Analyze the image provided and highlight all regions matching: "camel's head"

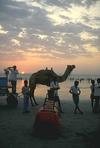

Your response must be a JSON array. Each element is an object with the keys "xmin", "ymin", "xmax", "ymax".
[{"xmin": 67, "ymin": 65, "xmax": 75, "ymax": 70}]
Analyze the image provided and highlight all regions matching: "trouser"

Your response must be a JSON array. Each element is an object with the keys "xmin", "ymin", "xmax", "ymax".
[
  {"xmin": 72, "ymin": 95, "xmax": 82, "ymax": 113},
  {"xmin": 93, "ymin": 96, "xmax": 100, "ymax": 113},
  {"xmin": 11, "ymin": 80, "xmax": 17, "ymax": 94},
  {"xmin": 24, "ymin": 95, "xmax": 29, "ymax": 112},
  {"xmin": 90, "ymin": 94, "xmax": 95, "ymax": 111},
  {"xmin": 73, "ymin": 95, "xmax": 79, "ymax": 107}
]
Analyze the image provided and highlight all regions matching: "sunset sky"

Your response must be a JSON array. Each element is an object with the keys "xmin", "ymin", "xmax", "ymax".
[{"xmin": 0, "ymin": 0, "xmax": 100, "ymax": 75}]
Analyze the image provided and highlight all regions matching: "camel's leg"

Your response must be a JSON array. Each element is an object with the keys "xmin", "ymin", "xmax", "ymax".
[
  {"xmin": 30, "ymin": 96, "xmax": 34, "ymax": 106},
  {"xmin": 30, "ymin": 86, "xmax": 38, "ymax": 106}
]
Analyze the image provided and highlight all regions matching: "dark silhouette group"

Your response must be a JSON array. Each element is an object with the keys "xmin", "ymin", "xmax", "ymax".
[{"xmin": 3, "ymin": 65, "xmax": 100, "ymax": 114}]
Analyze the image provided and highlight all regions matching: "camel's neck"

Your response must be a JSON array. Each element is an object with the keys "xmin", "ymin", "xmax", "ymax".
[{"xmin": 58, "ymin": 67, "xmax": 73, "ymax": 83}]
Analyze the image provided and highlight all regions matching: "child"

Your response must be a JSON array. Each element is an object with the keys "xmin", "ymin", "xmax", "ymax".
[
  {"xmin": 22, "ymin": 80, "xmax": 30, "ymax": 113},
  {"xmin": 69, "ymin": 80, "xmax": 83, "ymax": 114}
]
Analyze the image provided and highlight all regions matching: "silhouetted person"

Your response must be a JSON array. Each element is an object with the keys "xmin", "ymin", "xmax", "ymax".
[
  {"xmin": 50, "ymin": 76, "xmax": 63, "ymax": 113},
  {"xmin": 5, "ymin": 65, "xmax": 19, "ymax": 94},
  {"xmin": 93, "ymin": 78, "xmax": 100, "ymax": 113},
  {"xmin": 69, "ymin": 81, "xmax": 83, "ymax": 114},
  {"xmin": 22, "ymin": 80, "xmax": 30, "ymax": 113},
  {"xmin": 45, "ymin": 67, "xmax": 48, "ymax": 70},
  {"xmin": 90, "ymin": 79, "xmax": 95, "ymax": 112}
]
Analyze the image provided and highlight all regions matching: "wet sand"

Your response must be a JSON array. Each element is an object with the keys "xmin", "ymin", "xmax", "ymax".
[{"xmin": 0, "ymin": 96, "xmax": 100, "ymax": 148}]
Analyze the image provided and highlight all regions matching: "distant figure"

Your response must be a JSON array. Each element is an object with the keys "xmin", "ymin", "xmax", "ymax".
[
  {"xmin": 50, "ymin": 76, "xmax": 63, "ymax": 113},
  {"xmin": 45, "ymin": 67, "xmax": 48, "ymax": 70},
  {"xmin": 93, "ymin": 78, "xmax": 100, "ymax": 113},
  {"xmin": 5, "ymin": 65, "xmax": 19, "ymax": 94},
  {"xmin": 69, "ymin": 81, "xmax": 83, "ymax": 114},
  {"xmin": 51, "ymin": 67, "xmax": 53, "ymax": 71},
  {"xmin": 90, "ymin": 79, "xmax": 95, "ymax": 112},
  {"xmin": 22, "ymin": 80, "xmax": 30, "ymax": 113}
]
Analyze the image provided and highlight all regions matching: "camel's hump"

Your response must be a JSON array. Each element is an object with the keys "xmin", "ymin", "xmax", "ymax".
[
  {"xmin": 30, "ymin": 69, "xmax": 56, "ymax": 78},
  {"xmin": 37, "ymin": 69, "xmax": 55, "ymax": 75}
]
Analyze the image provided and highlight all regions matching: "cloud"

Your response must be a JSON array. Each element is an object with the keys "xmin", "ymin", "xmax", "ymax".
[
  {"xmin": 0, "ymin": 0, "xmax": 100, "ymax": 62},
  {"xmin": 79, "ymin": 31, "xmax": 98, "ymax": 40},
  {"xmin": 11, "ymin": 39, "xmax": 21, "ymax": 46},
  {"xmin": 0, "ymin": 25, "xmax": 8, "ymax": 34},
  {"xmin": 32, "ymin": 33, "xmax": 48, "ymax": 40},
  {"xmin": 83, "ymin": 43, "xmax": 99, "ymax": 53},
  {"xmin": 18, "ymin": 28, "xmax": 27, "ymax": 38}
]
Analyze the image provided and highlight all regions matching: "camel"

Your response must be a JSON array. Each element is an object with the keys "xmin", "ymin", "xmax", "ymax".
[{"xmin": 29, "ymin": 65, "xmax": 75, "ymax": 105}]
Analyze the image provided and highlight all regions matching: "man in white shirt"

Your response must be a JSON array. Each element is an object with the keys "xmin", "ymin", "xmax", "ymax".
[
  {"xmin": 7, "ymin": 65, "xmax": 19, "ymax": 94},
  {"xmin": 93, "ymin": 78, "xmax": 100, "ymax": 113},
  {"xmin": 50, "ymin": 76, "xmax": 63, "ymax": 113},
  {"xmin": 90, "ymin": 80, "xmax": 95, "ymax": 112}
]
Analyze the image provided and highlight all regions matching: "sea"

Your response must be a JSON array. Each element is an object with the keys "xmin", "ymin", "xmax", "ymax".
[
  {"xmin": 0, "ymin": 73, "xmax": 100, "ymax": 101},
  {"xmin": 16, "ymin": 73, "xmax": 100, "ymax": 101}
]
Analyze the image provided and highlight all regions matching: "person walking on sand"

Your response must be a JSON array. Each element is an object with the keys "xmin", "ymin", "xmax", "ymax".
[
  {"xmin": 69, "ymin": 80, "xmax": 83, "ymax": 114},
  {"xmin": 90, "ymin": 79, "xmax": 95, "ymax": 112},
  {"xmin": 5, "ymin": 65, "xmax": 19, "ymax": 94},
  {"xmin": 22, "ymin": 80, "xmax": 30, "ymax": 113},
  {"xmin": 93, "ymin": 78, "xmax": 100, "ymax": 113}
]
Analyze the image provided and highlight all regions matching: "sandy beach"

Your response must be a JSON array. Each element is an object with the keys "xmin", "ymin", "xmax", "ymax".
[{"xmin": 0, "ymin": 94, "xmax": 100, "ymax": 148}]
